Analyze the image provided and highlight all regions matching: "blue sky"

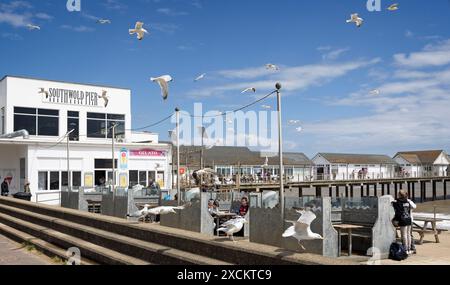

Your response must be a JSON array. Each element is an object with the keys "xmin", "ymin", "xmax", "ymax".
[{"xmin": 1, "ymin": 0, "xmax": 450, "ymax": 157}]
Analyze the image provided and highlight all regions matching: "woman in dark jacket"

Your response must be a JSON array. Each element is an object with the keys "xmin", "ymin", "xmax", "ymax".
[{"xmin": 392, "ymin": 190, "xmax": 417, "ymax": 255}]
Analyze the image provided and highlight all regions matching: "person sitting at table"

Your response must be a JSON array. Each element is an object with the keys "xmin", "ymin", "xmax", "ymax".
[
  {"xmin": 208, "ymin": 199, "xmax": 220, "ymax": 217},
  {"xmin": 237, "ymin": 197, "xmax": 249, "ymax": 217}
]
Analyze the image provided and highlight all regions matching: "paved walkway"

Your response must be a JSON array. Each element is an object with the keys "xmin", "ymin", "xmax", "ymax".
[{"xmin": 0, "ymin": 234, "xmax": 54, "ymax": 265}]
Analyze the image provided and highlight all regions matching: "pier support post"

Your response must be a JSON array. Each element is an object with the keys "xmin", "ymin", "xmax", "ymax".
[
  {"xmin": 420, "ymin": 181, "xmax": 425, "ymax": 203},
  {"xmin": 345, "ymin": 185, "xmax": 349, "ymax": 198},
  {"xmin": 411, "ymin": 182, "xmax": 416, "ymax": 202},
  {"xmin": 299, "ymin": 187, "xmax": 303, "ymax": 198},
  {"xmin": 444, "ymin": 181, "xmax": 447, "ymax": 200},
  {"xmin": 381, "ymin": 184, "xmax": 385, "ymax": 196},
  {"xmin": 360, "ymin": 185, "xmax": 364, "ymax": 197},
  {"xmin": 329, "ymin": 186, "xmax": 333, "ymax": 198},
  {"xmin": 316, "ymin": 186, "xmax": 322, "ymax": 198},
  {"xmin": 335, "ymin": 186, "xmax": 339, "ymax": 198},
  {"xmin": 432, "ymin": 180, "xmax": 437, "ymax": 201},
  {"xmin": 350, "ymin": 185, "xmax": 354, "ymax": 198}
]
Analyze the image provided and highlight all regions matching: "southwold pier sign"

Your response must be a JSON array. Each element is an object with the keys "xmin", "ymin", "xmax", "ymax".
[{"xmin": 41, "ymin": 87, "xmax": 101, "ymax": 107}]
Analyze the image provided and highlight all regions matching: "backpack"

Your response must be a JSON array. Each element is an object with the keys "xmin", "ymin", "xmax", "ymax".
[{"xmin": 389, "ymin": 242, "xmax": 408, "ymax": 261}]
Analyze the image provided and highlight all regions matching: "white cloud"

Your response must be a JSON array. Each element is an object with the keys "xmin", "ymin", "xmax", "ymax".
[
  {"xmin": 189, "ymin": 58, "xmax": 380, "ymax": 98},
  {"xmin": 61, "ymin": 25, "xmax": 94, "ymax": 33},
  {"xmin": 313, "ymin": 39, "xmax": 450, "ymax": 153},
  {"xmin": 394, "ymin": 39, "xmax": 450, "ymax": 68},
  {"xmin": 157, "ymin": 8, "xmax": 188, "ymax": 16}
]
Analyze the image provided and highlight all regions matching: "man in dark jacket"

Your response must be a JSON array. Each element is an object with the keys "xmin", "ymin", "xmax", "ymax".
[{"xmin": 1, "ymin": 179, "xmax": 9, "ymax": 196}]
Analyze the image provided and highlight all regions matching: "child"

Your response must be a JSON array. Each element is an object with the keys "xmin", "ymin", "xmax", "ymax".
[{"xmin": 392, "ymin": 190, "xmax": 417, "ymax": 255}]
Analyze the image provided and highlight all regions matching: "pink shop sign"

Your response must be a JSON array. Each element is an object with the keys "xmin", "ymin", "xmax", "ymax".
[{"xmin": 129, "ymin": 149, "xmax": 167, "ymax": 157}]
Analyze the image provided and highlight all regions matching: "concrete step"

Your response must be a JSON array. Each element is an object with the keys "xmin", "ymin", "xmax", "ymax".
[
  {"xmin": 0, "ymin": 197, "xmax": 342, "ymax": 265},
  {"xmin": 0, "ymin": 214, "xmax": 150, "ymax": 265},
  {"xmin": 0, "ymin": 222, "xmax": 97, "ymax": 265},
  {"xmin": 0, "ymin": 203, "xmax": 231, "ymax": 265}
]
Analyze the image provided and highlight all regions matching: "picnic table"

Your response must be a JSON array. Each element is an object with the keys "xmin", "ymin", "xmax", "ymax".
[
  {"xmin": 413, "ymin": 216, "xmax": 447, "ymax": 244},
  {"xmin": 334, "ymin": 224, "xmax": 367, "ymax": 257}
]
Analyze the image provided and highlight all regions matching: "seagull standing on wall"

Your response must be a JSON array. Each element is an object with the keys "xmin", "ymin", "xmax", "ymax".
[
  {"xmin": 129, "ymin": 22, "xmax": 148, "ymax": 40},
  {"xmin": 282, "ymin": 210, "xmax": 323, "ymax": 250},
  {"xmin": 217, "ymin": 217, "xmax": 247, "ymax": 242},
  {"xmin": 346, "ymin": 13, "xmax": 364, "ymax": 27},
  {"xmin": 150, "ymin": 75, "xmax": 173, "ymax": 101},
  {"xmin": 99, "ymin": 90, "xmax": 109, "ymax": 107},
  {"xmin": 127, "ymin": 204, "xmax": 151, "ymax": 221}
]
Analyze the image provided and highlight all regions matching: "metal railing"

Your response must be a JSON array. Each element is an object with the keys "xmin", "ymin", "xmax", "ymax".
[{"xmin": 35, "ymin": 191, "xmax": 62, "ymax": 205}]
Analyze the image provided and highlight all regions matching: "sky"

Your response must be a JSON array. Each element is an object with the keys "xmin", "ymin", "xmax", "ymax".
[{"xmin": 0, "ymin": 0, "xmax": 450, "ymax": 157}]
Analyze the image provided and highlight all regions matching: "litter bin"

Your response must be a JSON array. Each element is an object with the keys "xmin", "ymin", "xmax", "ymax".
[{"xmin": 13, "ymin": 192, "xmax": 32, "ymax": 201}]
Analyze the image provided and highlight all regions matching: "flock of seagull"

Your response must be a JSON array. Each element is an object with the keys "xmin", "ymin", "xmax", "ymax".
[
  {"xmin": 346, "ymin": 3, "xmax": 399, "ymax": 28},
  {"xmin": 29, "ymin": 3, "xmax": 404, "ymax": 249}
]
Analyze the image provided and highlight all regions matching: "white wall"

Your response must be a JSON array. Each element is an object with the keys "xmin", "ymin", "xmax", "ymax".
[
  {"xmin": 5, "ymin": 76, "xmax": 132, "ymax": 142},
  {"xmin": 0, "ymin": 144, "xmax": 26, "ymax": 194},
  {"xmin": 0, "ymin": 78, "xmax": 6, "ymax": 135}
]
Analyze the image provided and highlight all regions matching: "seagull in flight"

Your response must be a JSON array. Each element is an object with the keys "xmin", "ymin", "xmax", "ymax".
[
  {"xmin": 265, "ymin": 64, "xmax": 279, "ymax": 71},
  {"xmin": 194, "ymin": 73, "xmax": 206, "ymax": 82},
  {"xmin": 296, "ymin": 127, "xmax": 303, "ymax": 133},
  {"xmin": 127, "ymin": 204, "xmax": 151, "ymax": 221},
  {"xmin": 129, "ymin": 21, "xmax": 148, "ymax": 40},
  {"xmin": 346, "ymin": 13, "xmax": 364, "ymax": 28},
  {"xmin": 282, "ymin": 210, "xmax": 323, "ymax": 250},
  {"xmin": 99, "ymin": 90, "xmax": 109, "ymax": 107},
  {"xmin": 27, "ymin": 24, "xmax": 41, "ymax": 30},
  {"xmin": 147, "ymin": 206, "xmax": 185, "ymax": 217},
  {"xmin": 150, "ymin": 75, "xmax": 173, "ymax": 101},
  {"xmin": 387, "ymin": 3, "xmax": 399, "ymax": 11},
  {"xmin": 261, "ymin": 105, "xmax": 272, "ymax": 109},
  {"xmin": 289, "ymin": 120, "xmax": 301, "ymax": 125},
  {"xmin": 97, "ymin": 19, "xmax": 112, "ymax": 24},
  {"xmin": 38, "ymin": 88, "xmax": 49, "ymax": 99},
  {"xmin": 241, "ymin": 87, "xmax": 257, "ymax": 94},
  {"xmin": 369, "ymin": 89, "xmax": 380, "ymax": 96}
]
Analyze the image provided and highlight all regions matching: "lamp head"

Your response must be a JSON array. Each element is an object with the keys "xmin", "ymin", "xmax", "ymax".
[{"xmin": 275, "ymin": 83, "xmax": 282, "ymax": 90}]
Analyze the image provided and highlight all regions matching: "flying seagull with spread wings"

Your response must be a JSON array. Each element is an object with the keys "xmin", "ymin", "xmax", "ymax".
[
  {"xmin": 150, "ymin": 75, "xmax": 173, "ymax": 101},
  {"xmin": 39, "ymin": 88, "xmax": 49, "ymax": 99},
  {"xmin": 27, "ymin": 24, "xmax": 41, "ymax": 30},
  {"xmin": 346, "ymin": 13, "xmax": 364, "ymax": 28},
  {"xmin": 282, "ymin": 210, "xmax": 323, "ymax": 250},
  {"xmin": 387, "ymin": 3, "xmax": 399, "ymax": 11},
  {"xmin": 194, "ymin": 73, "xmax": 206, "ymax": 82},
  {"xmin": 265, "ymin": 64, "xmax": 279, "ymax": 71},
  {"xmin": 129, "ymin": 21, "xmax": 148, "ymax": 40},
  {"xmin": 97, "ymin": 19, "xmax": 112, "ymax": 24},
  {"xmin": 241, "ymin": 87, "xmax": 257, "ymax": 94},
  {"xmin": 99, "ymin": 90, "xmax": 109, "ymax": 107}
]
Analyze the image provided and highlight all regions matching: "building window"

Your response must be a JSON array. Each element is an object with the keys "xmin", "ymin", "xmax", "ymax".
[
  {"xmin": 62, "ymin": 171, "xmax": 82, "ymax": 189},
  {"xmin": 50, "ymin": 172, "xmax": 59, "ymax": 190},
  {"xmin": 14, "ymin": 107, "xmax": 59, "ymax": 136},
  {"xmin": 129, "ymin": 171, "xmax": 139, "ymax": 187},
  {"xmin": 68, "ymin": 111, "xmax": 79, "ymax": 141},
  {"xmin": 0, "ymin": 107, "xmax": 4, "ymax": 135},
  {"xmin": 38, "ymin": 172, "xmax": 48, "ymax": 191},
  {"xmin": 87, "ymin": 113, "xmax": 125, "ymax": 139}
]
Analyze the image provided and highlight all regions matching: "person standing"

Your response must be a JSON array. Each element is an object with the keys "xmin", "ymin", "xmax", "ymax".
[
  {"xmin": 392, "ymin": 190, "xmax": 417, "ymax": 255},
  {"xmin": 1, "ymin": 179, "xmax": 9, "ymax": 196}
]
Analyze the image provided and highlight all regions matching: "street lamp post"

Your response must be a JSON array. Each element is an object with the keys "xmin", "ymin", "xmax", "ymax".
[
  {"xmin": 175, "ymin": 108, "xmax": 181, "ymax": 206},
  {"xmin": 276, "ymin": 83, "xmax": 285, "ymax": 219},
  {"xmin": 66, "ymin": 129, "xmax": 75, "ymax": 192},
  {"xmin": 111, "ymin": 123, "xmax": 117, "ymax": 201}
]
